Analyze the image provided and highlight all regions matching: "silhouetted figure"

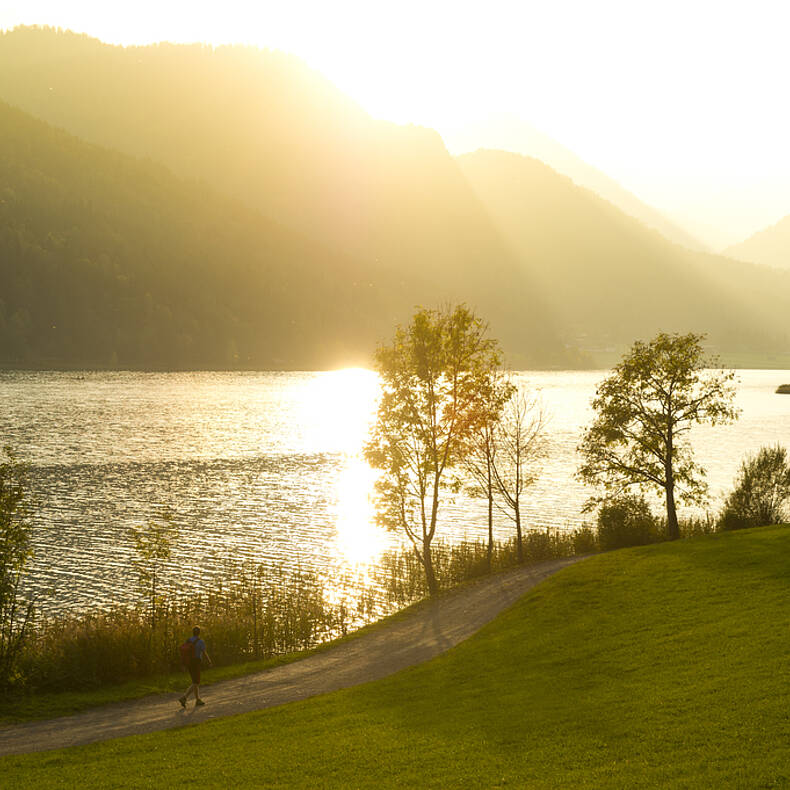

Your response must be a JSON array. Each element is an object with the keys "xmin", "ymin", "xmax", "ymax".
[{"xmin": 179, "ymin": 626, "xmax": 213, "ymax": 708}]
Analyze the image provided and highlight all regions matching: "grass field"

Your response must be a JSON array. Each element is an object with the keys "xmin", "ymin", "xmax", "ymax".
[{"xmin": 3, "ymin": 526, "xmax": 789, "ymax": 788}]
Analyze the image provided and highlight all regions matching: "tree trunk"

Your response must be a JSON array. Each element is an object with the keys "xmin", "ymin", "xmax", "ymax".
[
  {"xmin": 422, "ymin": 539, "xmax": 439, "ymax": 596},
  {"xmin": 665, "ymin": 483, "xmax": 680, "ymax": 540},
  {"xmin": 665, "ymin": 432, "xmax": 680, "ymax": 540},
  {"xmin": 515, "ymin": 508, "xmax": 524, "ymax": 563},
  {"xmin": 487, "ymin": 457, "xmax": 493, "ymax": 571}
]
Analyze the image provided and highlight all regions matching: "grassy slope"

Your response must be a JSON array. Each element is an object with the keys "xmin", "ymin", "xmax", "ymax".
[{"xmin": 3, "ymin": 526, "xmax": 789, "ymax": 788}]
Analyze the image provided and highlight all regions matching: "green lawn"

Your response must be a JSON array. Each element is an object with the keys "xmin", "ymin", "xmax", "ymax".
[{"xmin": 4, "ymin": 526, "xmax": 790, "ymax": 788}]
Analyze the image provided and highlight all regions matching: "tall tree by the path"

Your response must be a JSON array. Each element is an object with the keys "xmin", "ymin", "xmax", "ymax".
[
  {"xmin": 365, "ymin": 305, "xmax": 502, "ymax": 594},
  {"xmin": 577, "ymin": 332, "xmax": 739, "ymax": 539}
]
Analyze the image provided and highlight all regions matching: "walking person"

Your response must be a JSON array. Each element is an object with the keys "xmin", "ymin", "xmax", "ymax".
[{"xmin": 179, "ymin": 626, "xmax": 213, "ymax": 708}]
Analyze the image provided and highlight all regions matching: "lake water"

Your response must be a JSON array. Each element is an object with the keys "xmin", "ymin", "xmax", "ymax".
[{"xmin": 1, "ymin": 369, "xmax": 788, "ymax": 614}]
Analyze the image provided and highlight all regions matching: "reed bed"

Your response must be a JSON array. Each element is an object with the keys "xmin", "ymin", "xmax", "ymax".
[{"xmin": 14, "ymin": 528, "xmax": 595, "ymax": 693}]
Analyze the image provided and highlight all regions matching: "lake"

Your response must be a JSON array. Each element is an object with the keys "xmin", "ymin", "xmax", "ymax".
[{"xmin": 1, "ymin": 368, "xmax": 788, "ymax": 614}]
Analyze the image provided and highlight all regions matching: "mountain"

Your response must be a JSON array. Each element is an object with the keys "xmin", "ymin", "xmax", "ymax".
[
  {"xmin": 442, "ymin": 113, "xmax": 706, "ymax": 251},
  {"xmin": 0, "ymin": 100, "xmax": 426, "ymax": 368},
  {"xmin": 457, "ymin": 149, "xmax": 790, "ymax": 355},
  {"xmin": 0, "ymin": 26, "xmax": 788, "ymax": 367},
  {"xmin": 724, "ymin": 215, "xmax": 790, "ymax": 271},
  {"xmin": 0, "ymin": 100, "xmax": 573, "ymax": 369},
  {"xmin": 0, "ymin": 26, "xmax": 565, "ymax": 366}
]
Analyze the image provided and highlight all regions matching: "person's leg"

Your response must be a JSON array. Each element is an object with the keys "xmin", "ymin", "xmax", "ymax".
[
  {"xmin": 189, "ymin": 660, "xmax": 203, "ymax": 704},
  {"xmin": 180, "ymin": 668, "xmax": 198, "ymax": 705}
]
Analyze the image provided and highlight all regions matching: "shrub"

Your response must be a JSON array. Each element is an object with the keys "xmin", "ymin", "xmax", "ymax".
[
  {"xmin": 596, "ymin": 495, "xmax": 658, "ymax": 550},
  {"xmin": 719, "ymin": 445, "xmax": 790, "ymax": 530},
  {"xmin": 572, "ymin": 525, "xmax": 599, "ymax": 554}
]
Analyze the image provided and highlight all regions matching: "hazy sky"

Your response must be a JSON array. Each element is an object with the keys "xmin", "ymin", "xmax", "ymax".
[{"xmin": 2, "ymin": 0, "xmax": 789, "ymax": 247}]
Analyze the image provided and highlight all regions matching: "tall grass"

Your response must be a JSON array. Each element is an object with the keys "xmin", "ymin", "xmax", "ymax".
[
  {"xmin": 372, "ymin": 528, "xmax": 592, "ymax": 605},
  {"xmin": 20, "ymin": 565, "xmax": 348, "ymax": 691},
  {"xmin": 13, "ymin": 528, "xmax": 595, "ymax": 694}
]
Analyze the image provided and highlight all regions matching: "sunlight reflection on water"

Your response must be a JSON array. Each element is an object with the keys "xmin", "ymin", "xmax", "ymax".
[{"xmin": 1, "ymin": 368, "xmax": 788, "ymax": 615}]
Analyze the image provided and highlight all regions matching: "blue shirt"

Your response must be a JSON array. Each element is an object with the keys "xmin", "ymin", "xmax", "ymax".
[{"xmin": 189, "ymin": 636, "xmax": 206, "ymax": 660}]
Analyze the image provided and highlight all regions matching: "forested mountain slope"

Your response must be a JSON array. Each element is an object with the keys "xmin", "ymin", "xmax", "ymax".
[
  {"xmin": 0, "ymin": 102, "xmax": 571, "ymax": 368},
  {"xmin": 458, "ymin": 149, "xmax": 790, "ymax": 355},
  {"xmin": 0, "ymin": 26, "xmax": 565, "ymax": 366},
  {"xmin": 0, "ymin": 101, "xmax": 417, "ymax": 368}
]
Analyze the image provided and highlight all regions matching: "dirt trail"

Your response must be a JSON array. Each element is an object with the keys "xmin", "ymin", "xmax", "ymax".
[{"xmin": 0, "ymin": 557, "xmax": 579, "ymax": 757}]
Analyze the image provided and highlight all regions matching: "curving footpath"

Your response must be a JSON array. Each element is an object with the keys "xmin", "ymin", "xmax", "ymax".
[{"xmin": 0, "ymin": 557, "xmax": 579, "ymax": 757}]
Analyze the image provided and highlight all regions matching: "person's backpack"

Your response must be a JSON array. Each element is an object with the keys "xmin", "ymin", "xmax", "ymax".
[{"xmin": 179, "ymin": 638, "xmax": 195, "ymax": 667}]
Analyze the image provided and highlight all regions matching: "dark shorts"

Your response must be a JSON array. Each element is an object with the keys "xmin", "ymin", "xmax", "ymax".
[{"xmin": 188, "ymin": 657, "xmax": 201, "ymax": 684}]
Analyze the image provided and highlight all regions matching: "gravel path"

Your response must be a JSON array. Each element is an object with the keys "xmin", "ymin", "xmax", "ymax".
[{"xmin": 0, "ymin": 557, "xmax": 579, "ymax": 757}]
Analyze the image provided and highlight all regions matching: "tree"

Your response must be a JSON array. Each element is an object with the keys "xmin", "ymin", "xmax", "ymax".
[
  {"xmin": 577, "ymin": 332, "xmax": 739, "ymax": 540},
  {"xmin": 466, "ymin": 386, "xmax": 546, "ymax": 563},
  {"xmin": 720, "ymin": 445, "xmax": 790, "ymax": 530},
  {"xmin": 365, "ymin": 305, "xmax": 502, "ymax": 595},
  {"xmin": 0, "ymin": 447, "xmax": 35, "ymax": 690},
  {"xmin": 462, "ymin": 372, "xmax": 514, "ymax": 569},
  {"xmin": 130, "ymin": 512, "xmax": 177, "ymax": 630},
  {"xmin": 490, "ymin": 391, "xmax": 547, "ymax": 562}
]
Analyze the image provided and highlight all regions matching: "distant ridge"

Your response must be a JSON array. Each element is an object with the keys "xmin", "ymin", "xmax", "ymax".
[
  {"xmin": 457, "ymin": 149, "xmax": 790, "ymax": 355},
  {"xmin": 443, "ymin": 114, "xmax": 706, "ymax": 252},
  {"xmin": 725, "ymin": 214, "xmax": 790, "ymax": 271}
]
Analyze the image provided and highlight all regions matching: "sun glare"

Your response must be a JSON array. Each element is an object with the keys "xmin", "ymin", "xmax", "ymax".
[
  {"xmin": 296, "ymin": 368, "xmax": 385, "ymax": 566},
  {"xmin": 331, "ymin": 455, "xmax": 386, "ymax": 566},
  {"xmin": 298, "ymin": 368, "xmax": 379, "ymax": 454}
]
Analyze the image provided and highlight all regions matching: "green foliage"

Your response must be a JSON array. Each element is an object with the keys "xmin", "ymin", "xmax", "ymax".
[
  {"xmin": 572, "ymin": 524, "xmax": 599, "ymax": 554},
  {"xmin": 676, "ymin": 513, "xmax": 718, "ymax": 538},
  {"xmin": 596, "ymin": 495, "xmax": 658, "ymax": 550},
  {"xmin": 365, "ymin": 304, "xmax": 503, "ymax": 594},
  {"xmin": 719, "ymin": 445, "xmax": 790, "ymax": 530},
  {"xmin": 0, "ymin": 447, "xmax": 34, "ymax": 691},
  {"xmin": 578, "ymin": 331, "xmax": 739, "ymax": 539}
]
